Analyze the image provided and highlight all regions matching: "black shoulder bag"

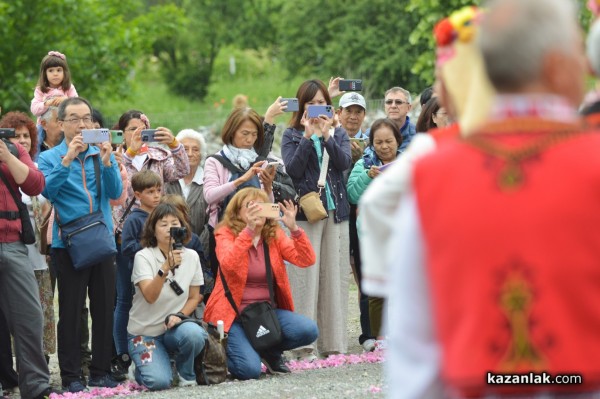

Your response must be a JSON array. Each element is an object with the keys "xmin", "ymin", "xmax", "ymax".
[
  {"xmin": 220, "ymin": 242, "xmax": 282, "ymax": 353},
  {"xmin": 0, "ymin": 169, "xmax": 36, "ymax": 244}
]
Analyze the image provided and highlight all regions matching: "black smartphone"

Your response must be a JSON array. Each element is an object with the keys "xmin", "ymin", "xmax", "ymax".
[{"xmin": 339, "ymin": 79, "xmax": 363, "ymax": 91}]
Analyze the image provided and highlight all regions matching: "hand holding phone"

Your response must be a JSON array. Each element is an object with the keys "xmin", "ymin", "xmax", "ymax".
[
  {"xmin": 350, "ymin": 137, "xmax": 367, "ymax": 150},
  {"xmin": 255, "ymin": 203, "xmax": 281, "ymax": 219},
  {"xmin": 262, "ymin": 161, "xmax": 280, "ymax": 170},
  {"xmin": 280, "ymin": 98, "xmax": 299, "ymax": 112},
  {"xmin": 141, "ymin": 129, "xmax": 157, "ymax": 143},
  {"xmin": 339, "ymin": 79, "xmax": 363, "ymax": 91}
]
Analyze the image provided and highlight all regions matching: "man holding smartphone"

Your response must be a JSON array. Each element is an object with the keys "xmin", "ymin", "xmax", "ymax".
[
  {"xmin": 338, "ymin": 92, "xmax": 376, "ymax": 352},
  {"xmin": 38, "ymin": 97, "xmax": 123, "ymax": 393},
  {"xmin": 338, "ymin": 93, "xmax": 368, "ymax": 164}
]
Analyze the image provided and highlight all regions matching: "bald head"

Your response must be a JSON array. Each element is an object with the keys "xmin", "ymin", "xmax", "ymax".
[{"xmin": 479, "ymin": 0, "xmax": 580, "ymax": 94}]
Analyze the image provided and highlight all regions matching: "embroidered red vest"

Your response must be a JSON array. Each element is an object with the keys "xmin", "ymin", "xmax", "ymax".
[{"xmin": 413, "ymin": 118, "xmax": 600, "ymax": 397}]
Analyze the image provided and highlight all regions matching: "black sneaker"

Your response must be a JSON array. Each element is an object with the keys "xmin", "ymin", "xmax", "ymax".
[
  {"xmin": 261, "ymin": 355, "xmax": 291, "ymax": 375},
  {"xmin": 88, "ymin": 374, "xmax": 119, "ymax": 388},
  {"xmin": 110, "ymin": 353, "xmax": 131, "ymax": 382}
]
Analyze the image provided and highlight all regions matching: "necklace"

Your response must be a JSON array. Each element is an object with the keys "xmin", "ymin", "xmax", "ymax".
[{"xmin": 465, "ymin": 129, "xmax": 592, "ymax": 190}]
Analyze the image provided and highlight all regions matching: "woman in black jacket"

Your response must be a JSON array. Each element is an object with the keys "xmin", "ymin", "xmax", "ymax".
[{"xmin": 281, "ymin": 79, "xmax": 352, "ymax": 361}]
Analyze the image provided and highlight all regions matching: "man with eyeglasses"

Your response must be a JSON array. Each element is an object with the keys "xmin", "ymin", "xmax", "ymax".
[
  {"xmin": 38, "ymin": 97, "xmax": 123, "ymax": 393},
  {"xmin": 368, "ymin": 87, "xmax": 416, "ymax": 152}
]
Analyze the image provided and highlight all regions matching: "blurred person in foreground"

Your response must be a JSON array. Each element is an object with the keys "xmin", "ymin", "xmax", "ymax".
[
  {"xmin": 359, "ymin": 5, "xmax": 494, "ymax": 299},
  {"xmin": 387, "ymin": 0, "xmax": 600, "ymax": 398}
]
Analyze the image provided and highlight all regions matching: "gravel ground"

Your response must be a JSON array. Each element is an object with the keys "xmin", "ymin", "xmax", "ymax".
[{"xmin": 10, "ymin": 275, "xmax": 386, "ymax": 399}]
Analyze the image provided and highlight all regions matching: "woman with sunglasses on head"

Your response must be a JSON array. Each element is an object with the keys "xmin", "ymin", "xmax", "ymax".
[{"xmin": 281, "ymin": 79, "xmax": 352, "ymax": 361}]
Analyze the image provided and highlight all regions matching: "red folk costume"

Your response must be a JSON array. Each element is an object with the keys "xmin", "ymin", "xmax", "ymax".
[
  {"xmin": 413, "ymin": 95, "xmax": 600, "ymax": 397},
  {"xmin": 203, "ymin": 226, "xmax": 316, "ymax": 332}
]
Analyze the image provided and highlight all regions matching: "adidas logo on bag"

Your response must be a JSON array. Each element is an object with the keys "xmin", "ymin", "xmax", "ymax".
[{"xmin": 256, "ymin": 325, "xmax": 270, "ymax": 338}]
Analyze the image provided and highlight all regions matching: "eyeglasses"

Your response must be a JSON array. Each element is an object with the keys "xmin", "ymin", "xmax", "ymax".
[
  {"xmin": 385, "ymin": 99, "xmax": 409, "ymax": 106},
  {"xmin": 62, "ymin": 117, "xmax": 93, "ymax": 125}
]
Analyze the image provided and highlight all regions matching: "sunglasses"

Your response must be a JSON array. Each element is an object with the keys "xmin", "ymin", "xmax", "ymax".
[{"xmin": 385, "ymin": 99, "xmax": 409, "ymax": 106}]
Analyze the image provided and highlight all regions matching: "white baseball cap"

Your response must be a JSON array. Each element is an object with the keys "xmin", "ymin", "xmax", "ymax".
[{"xmin": 339, "ymin": 92, "xmax": 367, "ymax": 110}]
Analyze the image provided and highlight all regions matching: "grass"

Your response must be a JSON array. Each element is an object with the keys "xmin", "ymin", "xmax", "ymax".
[{"xmin": 96, "ymin": 49, "xmax": 307, "ymax": 136}]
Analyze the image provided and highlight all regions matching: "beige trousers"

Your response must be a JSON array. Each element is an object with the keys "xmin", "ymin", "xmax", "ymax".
[{"xmin": 287, "ymin": 213, "xmax": 350, "ymax": 355}]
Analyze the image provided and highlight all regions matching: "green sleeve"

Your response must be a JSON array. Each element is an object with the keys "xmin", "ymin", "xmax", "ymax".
[{"xmin": 347, "ymin": 159, "xmax": 373, "ymax": 204}]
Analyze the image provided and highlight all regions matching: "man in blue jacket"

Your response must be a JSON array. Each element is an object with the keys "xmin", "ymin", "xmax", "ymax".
[
  {"xmin": 366, "ymin": 87, "xmax": 416, "ymax": 152},
  {"xmin": 38, "ymin": 97, "xmax": 123, "ymax": 393}
]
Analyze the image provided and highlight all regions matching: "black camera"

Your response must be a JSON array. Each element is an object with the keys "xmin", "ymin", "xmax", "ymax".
[
  {"xmin": 0, "ymin": 128, "xmax": 19, "ymax": 158},
  {"xmin": 170, "ymin": 227, "xmax": 187, "ymax": 250}
]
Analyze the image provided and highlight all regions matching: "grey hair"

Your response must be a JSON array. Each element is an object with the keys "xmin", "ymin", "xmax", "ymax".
[
  {"xmin": 40, "ymin": 106, "xmax": 59, "ymax": 122},
  {"xmin": 478, "ymin": 0, "xmax": 578, "ymax": 91},
  {"xmin": 385, "ymin": 87, "xmax": 412, "ymax": 104},
  {"xmin": 176, "ymin": 128, "xmax": 207, "ymax": 162},
  {"xmin": 588, "ymin": 19, "xmax": 600, "ymax": 76}
]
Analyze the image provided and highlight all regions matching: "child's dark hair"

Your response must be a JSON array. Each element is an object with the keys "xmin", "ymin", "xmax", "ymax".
[
  {"xmin": 140, "ymin": 203, "xmax": 192, "ymax": 248},
  {"xmin": 37, "ymin": 52, "xmax": 72, "ymax": 93},
  {"xmin": 131, "ymin": 170, "xmax": 162, "ymax": 193}
]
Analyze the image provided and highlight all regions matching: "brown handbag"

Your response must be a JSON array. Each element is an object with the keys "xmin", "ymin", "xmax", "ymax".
[
  {"xmin": 38, "ymin": 206, "xmax": 53, "ymax": 255},
  {"xmin": 299, "ymin": 191, "xmax": 328, "ymax": 223}
]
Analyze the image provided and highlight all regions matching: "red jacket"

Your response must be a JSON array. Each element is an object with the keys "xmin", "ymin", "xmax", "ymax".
[
  {"xmin": 414, "ymin": 118, "xmax": 600, "ymax": 396},
  {"xmin": 0, "ymin": 143, "xmax": 44, "ymax": 243},
  {"xmin": 203, "ymin": 226, "xmax": 316, "ymax": 332}
]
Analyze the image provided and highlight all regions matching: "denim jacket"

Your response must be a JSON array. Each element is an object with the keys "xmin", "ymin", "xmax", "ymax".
[{"xmin": 281, "ymin": 127, "xmax": 351, "ymax": 223}]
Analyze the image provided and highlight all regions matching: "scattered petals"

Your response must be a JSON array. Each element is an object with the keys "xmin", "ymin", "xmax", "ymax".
[
  {"xmin": 49, "ymin": 381, "xmax": 147, "ymax": 399},
  {"xmin": 286, "ymin": 349, "xmax": 385, "ymax": 372},
  {"xmin": 369, "ymin": 385, "xmax": 382, "ymax": 393}
]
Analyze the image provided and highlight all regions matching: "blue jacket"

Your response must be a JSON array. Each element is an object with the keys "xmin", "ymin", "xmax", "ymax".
[
  {"xmin": 121, "ymin": 208, "xmax": 149, "ymax": 267},
  {"xmin": 365, "ymin": 116, "xmax": 416, "ymax": 152},
  {"xmin": 38, "ymin": 140, "xmax": 123, "ymax": 248},
  {"xmin": 281, "ymin": 127, "xmax": 351, "ymax": 223}
]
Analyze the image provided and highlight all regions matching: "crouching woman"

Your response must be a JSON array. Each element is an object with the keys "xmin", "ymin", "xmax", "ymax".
[
  {"xmin": 204, "ymin": 187, "xmax": 318, "ymax": 380},
  {"xmin": 127, "ymin": 203, "xmax": 207, "ymax": 390}
]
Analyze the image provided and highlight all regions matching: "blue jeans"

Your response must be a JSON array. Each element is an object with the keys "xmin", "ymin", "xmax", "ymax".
[
  {"xmin": 128, "ymin": 321, "xmax": 207, "ymax": 390},
  {"xmin": 227, "ymin": 309, "xmax": 318, "ymax": 380},
  {"xmin": 113, "ymin": 244, "xmax": 133, "ymax": 356}
]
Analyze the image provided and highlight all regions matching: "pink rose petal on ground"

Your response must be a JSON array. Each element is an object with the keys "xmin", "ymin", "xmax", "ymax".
[{"xmin": 369, "ymin": 385, "xmax": 382, "ymax": 393}]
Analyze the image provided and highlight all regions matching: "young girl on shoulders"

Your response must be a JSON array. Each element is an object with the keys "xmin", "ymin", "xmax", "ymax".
[{"xmin": 30, "ymin": 51, "xmax": 78, "ymax": 121}]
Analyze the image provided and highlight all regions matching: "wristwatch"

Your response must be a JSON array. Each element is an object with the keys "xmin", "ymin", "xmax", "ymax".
[{"xmin": 158, "ymin": 269, "xmax": 166, "ymax": 278}]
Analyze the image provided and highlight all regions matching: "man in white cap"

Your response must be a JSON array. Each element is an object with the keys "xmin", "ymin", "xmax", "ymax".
[
  {"xmin": 338, "ymin": 91, "xmax": 377, "ymax": 352},
  {"xmin": 338, "ymin": 92, "xmax": 368, "ymax": 163}
]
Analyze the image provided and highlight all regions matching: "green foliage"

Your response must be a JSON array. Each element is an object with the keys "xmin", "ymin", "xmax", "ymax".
[{"xmin": 0, "ymin": 0, "xmax": 145, "ymax": 112}]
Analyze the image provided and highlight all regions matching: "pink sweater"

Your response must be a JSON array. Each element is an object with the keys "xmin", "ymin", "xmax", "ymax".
[
  {"xmin": 31, "ymin": 85, "xmax": 78, "ymax": 123},
  {"xmin": 203, "ymin": 155, "xmax": 274, "ymax": 227}
]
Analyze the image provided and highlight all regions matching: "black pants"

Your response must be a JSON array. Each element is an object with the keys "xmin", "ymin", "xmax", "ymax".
[
  {"xmin": 349, "ymin": 204, "xmax": 374, "ymax": 344},
  {"xmin": 53, "ymin": 248, "xmax": 116, "ymax": 385},
  {"xmin": 0, "ymin": 308, "xmax": 18, "ymax": 389}
]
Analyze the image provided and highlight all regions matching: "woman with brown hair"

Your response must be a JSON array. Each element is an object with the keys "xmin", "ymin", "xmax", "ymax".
[
  {"xmin": 281, "ymin": 79, "xmax": 352, "ymax": 361},
  {"xmin": 203, "ymin": 187, "xmax": 318, "ymax": 380},
  {"xmin": 203, "ymin": 107, "xmax": 277, "ymax": 228},
  {"xmin": 127, "ymin": 203, "xmax": 206, "ymax": 390}
]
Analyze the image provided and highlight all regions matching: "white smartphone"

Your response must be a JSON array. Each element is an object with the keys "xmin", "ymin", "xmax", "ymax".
[
  {"xmin": 81, "ymin": 129, "xmax": 110, "ymax": 144},
  {"xmin": 262, "ymin": 161, "xmax": 280, "ymax": 170}
]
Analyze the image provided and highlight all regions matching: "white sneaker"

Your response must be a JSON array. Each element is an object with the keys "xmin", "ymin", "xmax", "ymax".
[
  {"xmin": 362, "ymin": 339, "xmax": 377, "ymax": 352},
  {"xmin": 178, "ymin": 373, "xmax": 196, "ymax": 387}
]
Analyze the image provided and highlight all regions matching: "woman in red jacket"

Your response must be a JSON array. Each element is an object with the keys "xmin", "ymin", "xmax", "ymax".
[{"xmin": 203, "ymin": 187, "xmax": 318, "ymax": 380}]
